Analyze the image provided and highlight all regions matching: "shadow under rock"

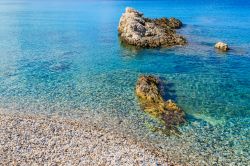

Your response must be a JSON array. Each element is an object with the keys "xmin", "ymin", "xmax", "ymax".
[
  {"xmin": 119, "ymin": 38, "xmax": 144, "ymax": 57},
  {"xmin": 159, "ymin": 77, "xmax": 177, "ymax": 102}
]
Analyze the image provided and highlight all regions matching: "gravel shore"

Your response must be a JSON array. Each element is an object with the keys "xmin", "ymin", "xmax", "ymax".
[{"xmin": 0, "ymin": 111, "xmax": 173, "ymax": 165}]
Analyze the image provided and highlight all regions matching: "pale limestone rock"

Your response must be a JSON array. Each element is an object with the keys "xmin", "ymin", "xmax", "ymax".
[
  {"xmin": 118, "ymin": 7, "xmax": 187, "ymax": 48},
  {"xmin": 215, "ymin": 42, "xmax": 229, "ymax": 51}
]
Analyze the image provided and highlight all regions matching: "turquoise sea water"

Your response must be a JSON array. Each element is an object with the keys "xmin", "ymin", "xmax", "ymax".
[{"xmin": 0, "ymin": 0, "xmax": 249, "ymax": 164}]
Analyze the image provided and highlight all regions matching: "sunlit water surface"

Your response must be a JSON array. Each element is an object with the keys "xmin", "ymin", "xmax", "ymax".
[{"xmin": 0, "ymin": 0, "xmax": 249, "ymax": 164}]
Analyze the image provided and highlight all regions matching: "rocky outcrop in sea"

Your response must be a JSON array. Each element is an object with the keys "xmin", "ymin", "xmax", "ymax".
[
  {"xmin": 215, "ymin": 42, "xmax": 229, "ymax": 51},
  {"xmin": 135, "ymin": 75, "xmax": 185, "ymax": 128},
  {"xmin": 118, "ymin": 7, "xmax": 187, "ymax": 48}
]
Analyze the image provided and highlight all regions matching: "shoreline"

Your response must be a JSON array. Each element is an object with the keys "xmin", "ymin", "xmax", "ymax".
[
  {"xmin": 0, "ymin": 107, "xmax": 249, "ymax": 165},
  {"xmin": 0, "ymin": 111, "xmax": 174, "ymax": 165}
]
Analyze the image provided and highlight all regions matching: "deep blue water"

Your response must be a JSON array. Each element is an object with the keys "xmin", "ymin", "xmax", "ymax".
[{"xmin": 0, "ymin": 0, "xmax": 249, "ymax": 164}]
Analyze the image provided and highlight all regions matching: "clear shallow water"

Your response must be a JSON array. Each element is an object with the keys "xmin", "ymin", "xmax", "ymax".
[{"xmin": 0, "ymin": 0, "xmax": 250, "ymax": 164}]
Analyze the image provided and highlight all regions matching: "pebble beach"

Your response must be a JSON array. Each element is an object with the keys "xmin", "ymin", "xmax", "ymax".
[
  {"xmin": 0, "ymin": 111, "xmax": 172, "ymax": 165},
  {"xmin": 1, "ymin": 110, "xmax": 249, "ymax": 166}
]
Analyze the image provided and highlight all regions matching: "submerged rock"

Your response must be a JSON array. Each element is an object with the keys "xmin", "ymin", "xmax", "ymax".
[
  {"xmin": 135, "ymin": 75, "xmax": 185, "ymax": 128},
  {"xmin": 118, "ymin": 7, "xmax": 187, "ymax": 48},
  {"xmin": 215, "ymin": 42, "xmax": 229, "ymax": 51}
]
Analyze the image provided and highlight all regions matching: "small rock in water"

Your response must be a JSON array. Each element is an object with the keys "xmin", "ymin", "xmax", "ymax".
[
  {"xmin": 135, "ymin": 75, "xmax": 185, "ymax": 128},
  {"xmin": 215, "ymin": 42, "xmax": 229, "ymax": 51},
  {"xmin": 118, "ymin": 7, "xmax": 187, "ymax": 48}
]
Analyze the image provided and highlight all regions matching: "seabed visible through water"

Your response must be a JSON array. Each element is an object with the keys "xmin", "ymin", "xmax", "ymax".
[{"xmin": 0, "ymin": 0, "xmax": 249, "ymax": 165}]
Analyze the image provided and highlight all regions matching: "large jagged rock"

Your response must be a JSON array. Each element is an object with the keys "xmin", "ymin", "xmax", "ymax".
[
  {"xmin": 118, "ymin": 7, "xmax": 187, "ymax": 48},
  {"xmin": 135, "ymin": 75, "xmax": 185, "ymax": 127}
]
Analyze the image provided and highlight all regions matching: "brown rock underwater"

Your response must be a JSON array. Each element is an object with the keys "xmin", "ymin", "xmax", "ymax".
[{"xmin": 135, "ymin": 75, "xmax": 185, "ymax": 129}]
